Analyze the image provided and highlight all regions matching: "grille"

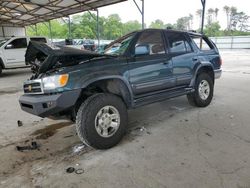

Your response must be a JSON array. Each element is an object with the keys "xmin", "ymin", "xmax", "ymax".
[{"xmin": 23, "ymin": 81, "xmax": 43, "ymax": 94}]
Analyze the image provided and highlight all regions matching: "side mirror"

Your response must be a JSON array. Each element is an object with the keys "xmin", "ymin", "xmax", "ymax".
[
  {"xmin": 135, "ymin": 45, "xmax": 149, "ymax": 56},
  {"xmin": 5, "ymin": 44, "xmax": 13, "ymax": 49}
]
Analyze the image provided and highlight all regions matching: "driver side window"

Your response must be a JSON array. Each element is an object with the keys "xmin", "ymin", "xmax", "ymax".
[
  {"xmin": 5, "ymin": 38, "xmax": 27, "ymax": 49},
  {"xmin": 135, "ymin": 31, "xmax": 166, "ymax": 56}
]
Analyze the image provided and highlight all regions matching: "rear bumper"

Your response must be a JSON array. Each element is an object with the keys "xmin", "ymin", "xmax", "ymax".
[
  {"xmin": 19, "ymin": 89, "xmax": 81, "ymax": 118},
  {"xmin": 214, "ymin": 69, "xmax": 222, "ymax": 79}
]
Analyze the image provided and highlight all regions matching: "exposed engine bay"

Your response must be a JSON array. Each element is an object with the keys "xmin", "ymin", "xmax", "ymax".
[{"xmin": 25, "ymin": 41, "xmax": 108, "ymax": 79}]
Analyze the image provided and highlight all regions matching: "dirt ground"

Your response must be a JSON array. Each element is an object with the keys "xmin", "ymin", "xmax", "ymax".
[{"xmin": 0, "ymin": 50, "xmax": 250, "ymax": 188}]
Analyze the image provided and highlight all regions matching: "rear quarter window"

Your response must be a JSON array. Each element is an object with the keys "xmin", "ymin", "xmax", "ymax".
[{"xmin": 191, "ymin": 36, "xmax": 214, "ymax": 51}]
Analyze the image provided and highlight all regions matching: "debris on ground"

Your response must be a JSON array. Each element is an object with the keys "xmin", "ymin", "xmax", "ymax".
[
  {"xmin": 130, "ymin": 126, "xmax": 151, "ymax": 135},
  {"xmin": 170, "ymin": 106, "xmax": 186, "ymax": 112},
  {"xmin": 205, "ymin": 132, "xmax": 212, "ymax": 137},
  {"xmin": 75, "ymin": 169, "xmax": 84, "ymax": 174},
  {"xmin": 17, "ymin": 120, "xmax": 23, "ymax": 127},
  {"xmin": 66, "ymin": 167, "xmax": 84, "ymax": 174},
  {"xmin": 16, "ymin": 141, "xmax": 40, "ymax": 152},
  {"xmin": 72, "ymin": 144, "xmax": 85, "ymax": 154},
  {"xmin": 66, "ymin": 167, "xmax": 75, "ymax": 173},
  {"xmin": 230, "ymin": 115, "xmax": 234, "ymax": 119},
  {"xmin": 64, "ymin": 135, "xmax": 74, "ymax": 138}
]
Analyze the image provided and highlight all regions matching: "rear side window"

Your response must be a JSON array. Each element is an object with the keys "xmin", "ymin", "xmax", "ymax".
[
  {"xmin": 191, "ymin": 36, "xmax": 214, "ymax": 51},
  {"xmin": 30, "ymin": 37, "xmax": 47, "ymax": 43},
  {"xmin": 166, "ymin": 33, "xmax": 192, "ymax": 54},
  {"xmin": 5, "ymin": 38, "xmax": 27, "ymax": 49},
  {"xmin": 135, "ymin": 30, "xmax": 166, "ymax": 55}
]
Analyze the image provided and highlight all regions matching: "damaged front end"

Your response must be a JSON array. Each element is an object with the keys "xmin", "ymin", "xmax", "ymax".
[
  {"xmin": 25, "ymin": 41, "xmax": 105, "ymax": 79},
  {"xmin": 20, "ymin": 41, "xmax": 109, "ymax": 117}
]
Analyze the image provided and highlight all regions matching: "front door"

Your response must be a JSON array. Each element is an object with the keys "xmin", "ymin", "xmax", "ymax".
[
  {"xmin": 3, "ymin": 38, "xmax": 27, "ymax": 68},
  {"xmin": 128, "ymin": 30, "xmax": 175, "ymax": 96}
]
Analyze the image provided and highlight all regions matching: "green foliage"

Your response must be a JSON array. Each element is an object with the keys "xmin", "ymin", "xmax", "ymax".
[
  {"xmin": 123, "ymin": 20, "xmax": 141, "ymax": 34},
  {"xmin": 204, "ymin": 22, "xmax": 221, "ymax": 37},
  {"xmin": 149, "ymin": 19, "xmax": 165, "ymax": 29},
  {"xmin": 103, "ymin": 14, "xmax": 123, "ymax": 40},
  {"xmin": 26, "ymin": 10, "xmax": 249, "ymax": 40}
]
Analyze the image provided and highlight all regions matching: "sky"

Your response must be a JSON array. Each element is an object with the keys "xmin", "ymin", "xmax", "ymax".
[{"xmin": 97, "ymin": 0, "xmax": 250, "ymax": 29}]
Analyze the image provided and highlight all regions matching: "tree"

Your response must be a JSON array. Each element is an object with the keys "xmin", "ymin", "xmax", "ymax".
[
  {"xmin": 176, "ymin": 16, "xmax": 192, "ymax": 30},
  {"xmin": 207, "ymin": 8, "xmax": 215, "ymax": 25},
  {"xmin": 231, "ymin": 11, "xmax": 250, "ymax": 31},
  {"xmin": 103, "ymin": 14, "xmax": 123, "ymax": 40},
  {"xmin": 149, "ymin": 19, "xmax": 165, "ymax": 29},
  {"xmin": 196, "ymin": 9, "xmax": 203, "ymax": 29},
  {"xmin": 123, "ymin": 20, "xmax": 141, "ymax": 35},
  {"xmin": 223, "ymin": 6, "xmax": 230, "ymax": 29},
  {"xmin": 214, "ymin": 8, "xmax": 219, "ymax": 21},
  {"xmin": 204, "ymin": 22, "xmax": 221, "ymax": 36}
]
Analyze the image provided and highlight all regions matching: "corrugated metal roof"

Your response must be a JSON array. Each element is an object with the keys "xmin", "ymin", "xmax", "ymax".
[{"xmin": 0, "ymin": 0, "xmax": 127, "ymax": 27}]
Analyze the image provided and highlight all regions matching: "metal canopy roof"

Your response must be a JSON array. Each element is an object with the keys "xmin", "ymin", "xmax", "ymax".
[{"xmin": 0, "ymin": 0, "xmax": 127, "ymax": 27}]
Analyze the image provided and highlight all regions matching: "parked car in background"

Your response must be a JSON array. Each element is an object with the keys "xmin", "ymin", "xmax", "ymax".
[
  {"xmin": 0, "ymin": 36, "xmax": 48, "ymax": 75},
  {"xmin": 80, "ymin": 39, "xmax": 96, "ymax": 51},
  {"xmin": 95, "ymin": 44, "xmax": 108, "ymax": 54}
]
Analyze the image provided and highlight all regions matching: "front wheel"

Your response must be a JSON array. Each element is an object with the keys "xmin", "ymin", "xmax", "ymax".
[
  {"xmin": 76, "ymin": 93, "xmax": 128, "ymax": 149},
  {"xmin": 187, "ymin": 73, "xmax": 214, "ymax": 107}
]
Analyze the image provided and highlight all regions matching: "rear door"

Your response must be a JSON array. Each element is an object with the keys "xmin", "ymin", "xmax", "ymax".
[
  {"xmin": 128, "ymin": 30, "xmax": 175, "ymax": 96},
  {"xmin": 165, "ymin": 32, "xmax": 196, "ymax": 87},
  {"xmin": 3, "ymin": 38, "xmax": 28, "ymax": 68}
]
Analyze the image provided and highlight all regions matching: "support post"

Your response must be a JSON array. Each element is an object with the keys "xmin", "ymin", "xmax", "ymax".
[
  {"xmin": 96, "ymin": 9, "xmax": 100, "ymax": 47},
  {"xmin": 2, "ymin": 26, "xmax": 5, "ymax": 37},
  {"xmin": 133, "ymin": 0, "xmax": 145, "ymax": 29},
  {"xmin": 48, "ymin": 20, "xmax": 52, "ymax": 42},
  {"xmin": 68, "ymin": 16, "xmax": 71, "ymax": 39},
  {"xmin": 142, "ymin": 0, "xmax": 144, "ymax": 29},
  {"xmin": 35, "ymin": 24, "xmax": 38, "ymax": 36},
  {"xmin": 200, "ymin": 0, "xmax": 206, "ymax": 34}
]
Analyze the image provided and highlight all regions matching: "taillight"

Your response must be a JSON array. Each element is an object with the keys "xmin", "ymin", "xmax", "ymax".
[{"xmin": 219, "ymin": 57, "xmax": 223, "ymax": 66}]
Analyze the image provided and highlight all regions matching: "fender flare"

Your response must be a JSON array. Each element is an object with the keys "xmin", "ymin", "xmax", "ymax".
[
  {"xmin": 81, "ymin": 75, "xmax": 134, "ymax": 107},
  {"xmin": 189, "ymin": 61, "xmax": 214, "ymax": 87}
]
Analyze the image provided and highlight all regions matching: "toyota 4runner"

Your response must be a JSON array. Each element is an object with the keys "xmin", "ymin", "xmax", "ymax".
[{"xmin": 19, "ymin": 29, "xmax": 222, "ymax": 149}]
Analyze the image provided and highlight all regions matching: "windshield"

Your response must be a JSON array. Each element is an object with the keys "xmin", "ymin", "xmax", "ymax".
[
  {"xmin": 104, "ymin": 33, "xmax": 135, "ymax": 56},
  {"xmin": 0, "ymin": 39, "xmax": 9, "ymax": 47}
]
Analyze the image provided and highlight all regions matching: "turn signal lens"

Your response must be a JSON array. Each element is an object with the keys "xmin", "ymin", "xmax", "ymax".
[{"xmin": 59, "ymin": 74, "xmax": 69, "ymax": 87}]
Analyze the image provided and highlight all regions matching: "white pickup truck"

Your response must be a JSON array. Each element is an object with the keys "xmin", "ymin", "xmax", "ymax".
[{"xmin": 0, "ymin": 36, "xmax": 48, "ymax": 75}]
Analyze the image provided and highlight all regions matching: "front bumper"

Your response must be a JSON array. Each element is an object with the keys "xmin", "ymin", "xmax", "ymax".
[
  {"xmin": 19, "ymin": 89, "xmax": 81, "ymax": 118},
  {"xmin": 214, "ymin": 69, "xmax": 222, "ymax": 79}
]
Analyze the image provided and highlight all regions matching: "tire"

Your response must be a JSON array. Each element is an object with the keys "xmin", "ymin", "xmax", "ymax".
[
  {"xmin": 76, "ymin": 93, "xmax": 128, "ymax": 149},
  {"xmin": 187, "ymin": 73, "xmax": 214, "ymax": 107},
  {"xmin": 0, "ymin": 66, "xmax": 2, "ymax": 75}
]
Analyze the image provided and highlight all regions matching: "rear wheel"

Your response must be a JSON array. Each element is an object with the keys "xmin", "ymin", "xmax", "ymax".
[
  {"xmin": 187, "ymin": 73, "xmax": 214, "ymax": 107},
  {"xmin": 76, "ymin": 93, "xmax": 128, "ymax": 149},
  {"xmin": 0, "ymin": 66, "xmax": 2, "ymax": 75}
]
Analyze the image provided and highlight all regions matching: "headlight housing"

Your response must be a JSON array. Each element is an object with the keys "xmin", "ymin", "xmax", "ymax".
[{"xmin": 42, "ymin": 74, "xmax": 69, "ymax": 90}]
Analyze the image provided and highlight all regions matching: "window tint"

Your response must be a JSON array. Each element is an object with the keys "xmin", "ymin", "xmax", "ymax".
[
  {"xmin": 5, "ymin": 38, "xmax": 27, "ymax": 49},
  {"xmin": 192, "ymin": 36, "xmax": 213, "ymax": 51},
  {"xmin": 30, "ymin": 37, "xmax": 47, "ymax": 43},
  {"xmin": 167, "ymin": 33, "xmax": 192, "ymax": 53},
  {"xmin": 135, "ymin": 31, "xmax": 166, "ymax": 55}
]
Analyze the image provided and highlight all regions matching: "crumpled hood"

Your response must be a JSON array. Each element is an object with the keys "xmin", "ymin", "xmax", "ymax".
[{"xmin": 25, "ymin": 41, "xmax": 107, "ymax": 75}]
